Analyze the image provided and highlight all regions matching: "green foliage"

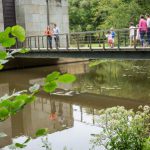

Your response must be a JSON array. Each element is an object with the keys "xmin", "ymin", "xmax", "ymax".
[
  {"xmin": 44, "ymin": 72, "xmax": 76, "ymax": 93},
  {"xmin": 91, "ymin": 106, "xmax": 150, "ymax": 150},
  {"xmin": 11, "ymin": 25, "xmax": 26, "ymax": 42},
  {"xmin": 143, "ymin": 137, "xmax": 150, "ymax": 150},
  {"xmin": 0, "ymin": 25, "xmax": 27, "ymax": 70},
  {"xmin": 35, "ymin": 128, "xmax": 48, "ymax": 137},
  {"xmin": 69, "ymin": 0, "xmax": 150, "ymax": 31}
]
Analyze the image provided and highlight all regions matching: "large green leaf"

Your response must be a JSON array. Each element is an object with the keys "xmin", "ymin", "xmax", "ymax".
[
  {"xmin": 2, "ymin": 37, "xmax": 16, "ymax": 48},
  {"xmin": 58, "ymin": 74, "xmax": 76, "ymax": 83},
  {"xmin": 11, "ymin": 25, "xmax": 25, "ymax": 42},
  {"xmin": 11, "ymin": 98, "xmax": 25, "ymax": 113},
  {"xmin": 35, "ymin": 128, "xmax": 48, "ymax": 137},
  {"xmin": 15, "ymin": 143, "xmax": 26, "ymax": 148},
  {"xmin": 0, "ymin": 51, "xmax": 7, "ymax": 59},
  {"xmin": 43, "ymin": 81, "xmax": 57, "ymax": 93},
  {"xmin": 19, "ymin": 48, "xmax": 30, "ymax": 54},
  {"xmin": 45, "ymin": 71, "xmax": 60, "ymax": 82}
]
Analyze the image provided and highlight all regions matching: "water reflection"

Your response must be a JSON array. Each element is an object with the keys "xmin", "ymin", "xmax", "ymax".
[{"xmin": 0, "ymin": 60, "xmax": 150, "ymax": 149}]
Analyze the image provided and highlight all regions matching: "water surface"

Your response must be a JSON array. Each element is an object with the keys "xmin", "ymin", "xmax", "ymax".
[{"xmin": 0, "ymin": 60, "xmax": 150, "ymax": 150}]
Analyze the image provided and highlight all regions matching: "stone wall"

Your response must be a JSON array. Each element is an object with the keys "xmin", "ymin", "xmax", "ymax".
[
  {"xmin": 0, "ymin": 0, "xmax": 4, "ymax": 31},
  {"xmin": 15, "ymin": 0, "xmax": 69, "ymax": 47},
  {"xmin": 15, "ymin": 0, "xmax": 69, "ymax": 35}
]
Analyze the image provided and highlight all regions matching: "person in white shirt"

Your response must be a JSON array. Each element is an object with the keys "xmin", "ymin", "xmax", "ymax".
[
  {"xmin": 129, "ymin": 22, "xmax": 135, "ymax": 47},
  {"xmin": 106, "ymin": 31, "xmax": 113, "ymax": 48},
  {"xmin": 53, "ymin": 24, "xmax": 60, "ymax": 48},
  {"xmin": 147, "ymin": 14, "xmax": 150, "ymax": 45}
]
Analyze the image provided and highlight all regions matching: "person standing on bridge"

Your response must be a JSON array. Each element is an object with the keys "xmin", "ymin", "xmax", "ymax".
[
  {"xmin": 53, "ymin": 24, "xmax": 60, "ymax": 48},
  {"xmin": 139, "ymin": 15, "xmax": 147, "ymax": 47},
  {"xmin": 129, "ymin": 22, "xmax": 136, "ymax": 47},
  {"xmin": 146, "ymin": 14, "xmax": 150, "ymax": 45},
  {"xmin": 44, "ymin": 26, "xmax": 53, "ymax": 49}
]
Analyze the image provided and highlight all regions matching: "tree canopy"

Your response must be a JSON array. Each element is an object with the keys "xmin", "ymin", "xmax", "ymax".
[{"xmin": 69, "ymin": 0, "xmax": 150, "ymax": 31}]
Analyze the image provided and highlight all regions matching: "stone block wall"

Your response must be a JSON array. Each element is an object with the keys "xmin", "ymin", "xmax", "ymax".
[
  {"xmin": 0, "ymin": 0, "xmax": 4, "ymax": 31},
  {"xmin": 15, "ymin": 0, "xmax": 69, "ymax": 47}
]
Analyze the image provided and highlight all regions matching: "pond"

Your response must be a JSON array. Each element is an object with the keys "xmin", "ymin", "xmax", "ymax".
[{"xmin": 0, "ymin": 60, "xmax": 150, "ymax": 150}]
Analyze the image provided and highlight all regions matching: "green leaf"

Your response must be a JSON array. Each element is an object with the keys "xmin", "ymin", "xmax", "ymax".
[
  {"xmin": 11, "ymin": 25, "xmax": 25, "ymax": 42},
  {"xmin": 0, "ymin": 100, "xmax": 12, "ymax": 110},
  {"xmin": 0, "ymin": 107, "xmax": 9, "ymax": 120},
  {"xmin": 23, "ymin": 137, "xmax": 31, "ymax": 144},
  {"xmin": 45, "ymin": 71, "xmax": 60, "ymax": 82},
  {"xmin": 2, "ymin": 37, "xmax": 16, "ymax": 48},
  {"xmin": 19, "ymin": 48, "xmax": 30, "ymax": 54},
  {"xmin": 11, "ymin": 98, "xmax": 25, "ymax": 112},
  {"xmin": 35, "ymin": 128, "xmax": 48, "ymax": 137},
  {"xmin": 58, "ymin": 74, "xmax": 76, "ymax": 83},
  {"xmin": 43, "ymin": 81, "xmax": 57, "ymax": 93},
  {"xmin": 15, "ymin": 143, "xmax": 26, "ymax": 148},
  {"xmin": 0, "ymin": 51, "xmax": 7, "ymax": 59}
]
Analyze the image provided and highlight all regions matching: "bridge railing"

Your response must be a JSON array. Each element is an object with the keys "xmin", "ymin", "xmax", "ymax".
[{"xmin": 16, "ymin": 28, "xmax": 150, "ymax": 51}]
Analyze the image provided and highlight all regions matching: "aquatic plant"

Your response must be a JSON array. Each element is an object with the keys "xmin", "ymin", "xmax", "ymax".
[{"xmin": 91, "ymin": 106, "xmax": 150, "ymax": 150}]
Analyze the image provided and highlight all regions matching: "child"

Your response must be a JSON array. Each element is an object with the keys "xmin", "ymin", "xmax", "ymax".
[
  {"xmin": 129, "ymin": 22, "xmax": 135, "ymax": 47},
  {"xmin": 106, "ymin": 31, "xmax": 113, "ymax": 48},
  {"xmin": 110, "ymin": 27, "xmax": 115, "ymax": 48}
]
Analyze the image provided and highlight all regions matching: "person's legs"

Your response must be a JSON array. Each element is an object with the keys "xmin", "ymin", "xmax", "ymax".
[
  {"xmin": 55, "ymin": 35, "xmax": 59, "ymax": 48},
  {"xmin": 48, "ymin": 36, "xmax": 52, "ymax": 48},
  {"xmin": 140, "ymin": 31, "xmax": 145, "ymax": 47}
]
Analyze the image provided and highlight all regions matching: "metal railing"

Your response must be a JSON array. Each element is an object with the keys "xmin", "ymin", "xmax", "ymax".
[{"xmin": 16, "ymin": 28, "xmax": 150, "ymax": 51}]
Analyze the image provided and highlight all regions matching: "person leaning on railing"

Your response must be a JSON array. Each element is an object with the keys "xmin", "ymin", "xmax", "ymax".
[
  {"xmin": 53, "ymin": 24, "xmax": 60, "ymax": 48},
  {"xmin": 44, "ymin": 26, "xmax": 53, "ymax": 49}
]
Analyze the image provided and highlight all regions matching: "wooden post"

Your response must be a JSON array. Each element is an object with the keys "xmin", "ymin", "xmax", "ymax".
[
  {"xmin": 42, "ymin": 36, "xmax": 44, "ymax": 48},
  {"xmin": 89, "ymin": 33, "xmax": 92, "ymax": 51},
  {"xmin": 134, "ymin": 28, "xmax": 136, "ymax": 50},
  {"xmin": 103, "ymin": 31, "xmax": 105, "ymax": 50},
  {"xmin": 30, "ymin": 37, "xmax": 32, "ymax": 50},
  {"xmin": 117, "ymin": 31, "xmax": 120, "ymax": 50},
  {"xmin": 38, "ymin": 36, "xmax": 40, "ymax": 50},
  {"xmin": 66, "ymin": 34, "xmax": 69, "ymax": 50},
  {"xmin": 98, "ymin": 32, "xmax": 101, "ymax": 47},
  {"xmin": 77, "ymin": 34, "xmax": 80, "ymax": 50}
]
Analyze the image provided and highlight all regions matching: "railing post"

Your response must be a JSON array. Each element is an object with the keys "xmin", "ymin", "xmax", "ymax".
[
  {"xmin": 77, "ymin": 34, "xmax": 80, "ymax": 50},
  {"xmin": 124, "ymin": 31, "xmax": 127, "ymax": 47},
  {"xmin": 102, "ymin": 31, "xmax": 105, "ymax": 50},
  {"xmin": 29, "ymin": 37, "xmax": 32, "ymax": 50},
  {"xmin": 66, "ymin": 34, "xmax": 69, "ymax": 50},
  {"xmin": 98, "ymin": 32, "xmax": 101, "ymax": 47},
  {"xmin": 38, "ymin": 36, "xmax": 40, "ymax": 50},
  {"xmin": 134, "ymin": 28, "xmax": 136, "ymax": 50},
  {"xmin": 47, "ymin": 36, "xmax": 49, "ymax": 50},
  {"xmin": 117, "ymin": 31, "xmax": 120, "ymax": 50},
  {"xmin": 42, "ymin": 36, "xmax": 44, "ymax": 48},
  {"xmin": 35, "ymin": 36, "xmax": 37, "ymax": 48},
  {"xmin": 89, "ymin": 33, "xmax": 92, "ymax": 51}
]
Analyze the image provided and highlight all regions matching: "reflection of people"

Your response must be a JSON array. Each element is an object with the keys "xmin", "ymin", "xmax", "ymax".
[
  {"xmin": 49, "ymin": 100, "xmax": 57, "ymax": 120},
  {"xmin": 53, "ymin": 24, "xmax": 60, "ymax": 48},
  {"xmin": 58, "ymin": 102, "xmax": 65, "ymax": 124},
  {"xmin": 44, "ymin": 26, "xmax": 53, "ymax": 49}
]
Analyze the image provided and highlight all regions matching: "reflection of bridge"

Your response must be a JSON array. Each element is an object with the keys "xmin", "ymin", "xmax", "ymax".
[{"xmin": 14, "ymin": 29, "xmax": 150, "ymax": 59}]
